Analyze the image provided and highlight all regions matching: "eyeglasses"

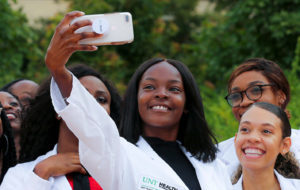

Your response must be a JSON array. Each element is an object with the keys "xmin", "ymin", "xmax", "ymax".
[{"xmin": 225, "ymin": 84, "xmax": 274, "ymax": 107}]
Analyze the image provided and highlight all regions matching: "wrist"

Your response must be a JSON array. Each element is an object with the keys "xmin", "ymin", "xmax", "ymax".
[{"xmin": 33, "ymin": 162, "xmax": 52, "ymax": 180}]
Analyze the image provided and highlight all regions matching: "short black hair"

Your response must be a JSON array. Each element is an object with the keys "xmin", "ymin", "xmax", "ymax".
[{"xmin": 119, "ymin": 58, "xmax": 218, "ymax": 162}]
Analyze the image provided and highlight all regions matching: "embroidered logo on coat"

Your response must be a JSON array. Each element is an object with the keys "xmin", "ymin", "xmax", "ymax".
[{"xmin": 139, "ymin": 175, "xmax": 184, "ymax": 190}]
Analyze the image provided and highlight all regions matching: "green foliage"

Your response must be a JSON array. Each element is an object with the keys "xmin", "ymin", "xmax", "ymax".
[
  {"xmin": 0, "ymin": 0, "xmax": 43, "ymax": 86},
  {"xmin": 201, "ymin": 83, "xmax": 238, "ymax": 142},
  {"xmin": 2, "ymin": 0, "xmax": 300, "ymax": 142},
  {"xmin": 286, "ymin": 37, "xmax": 300, "ymax": 130},
  {"xmin": 38, "ymin": 0, "xmax": 201, "ymax": 92},
  {"xmin": 195, "ymin": 0, "xmax": 300, "ymax": 86}
]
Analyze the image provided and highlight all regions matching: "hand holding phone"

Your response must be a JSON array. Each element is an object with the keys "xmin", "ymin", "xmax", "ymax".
[{"xmin": 71, "ymin": 12, "xmax": 134, "ymax": 46}]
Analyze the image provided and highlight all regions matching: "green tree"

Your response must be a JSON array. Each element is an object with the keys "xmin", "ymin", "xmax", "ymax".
[
  {"xmin": 194, "ymin": 0, "xmax": 300, "ymax": 86},
  {"xmin": 37, "ymin": 0, "xmax": 202, "ymax": 91},
  {"xmin": 0, "ymin": 0, "xmax": 43, "ymax": 86}
]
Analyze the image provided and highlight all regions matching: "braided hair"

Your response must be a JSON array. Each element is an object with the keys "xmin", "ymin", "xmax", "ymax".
[{"xmin": 0, "ymin": 108, "xmax": 17, "ymax": 183}]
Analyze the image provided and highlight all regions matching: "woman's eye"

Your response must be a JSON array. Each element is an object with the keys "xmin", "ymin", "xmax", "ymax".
[
  {"xmin": 96, "ymin": 97, "xmax": 108, "ymax": 104},
  {"xmin": 240, "ymin": 127, "xmax": 249, "ymax": 133},
  {"xmin": 143, "ymin": 85, "xmax": 154, "ymax": 90},
  {"xmin": 263, "ymin": 129, "xmax": 272, "ymax": 134},
  {"xmin": 10, "ymin": 102, "xmax": 19, "ymax": 107},
  {"xmin": 169, "ymin": 87, "xmax": 181, "ymax": 92}
]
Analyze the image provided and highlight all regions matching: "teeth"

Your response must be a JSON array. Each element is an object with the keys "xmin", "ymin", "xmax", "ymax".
[
  {"xmin": 6, "ymin": 113, "xmax": 16, "ymax": 119},
  {"xmin": 152, "ymin": 106, "xmax": 168, "ymax": 111},
  {"xmin": 244, "ymin": 148, "xmax": 264, "ymax": 155}
]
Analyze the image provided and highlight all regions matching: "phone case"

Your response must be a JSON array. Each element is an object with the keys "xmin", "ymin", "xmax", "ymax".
[{"xmin": 71, "ymin": 12, "xmax": 134, "ymax": 46}]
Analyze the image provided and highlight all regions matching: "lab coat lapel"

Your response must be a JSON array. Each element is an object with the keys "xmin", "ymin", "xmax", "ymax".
[
  {"xmin": 52, "ymin": 175, "xmax": 72, "ymax": 190},
  {"xmin": 181, "ymin": 146, "xmax": 225, "ymax": 190},
  {"xmin": 275, "ymin": 170, "xmax": 298, "ymax": 190},
  {"xmin": 136, "ymin": 137, "xmax": 189, "ymax": 189},
  {"xmin": 48, "ymin": 145, "xmax": 73, "ymax": 190}
]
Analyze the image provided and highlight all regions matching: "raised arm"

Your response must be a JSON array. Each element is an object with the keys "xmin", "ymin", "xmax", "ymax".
[
  {"xmin": 46, "ymin": 11, "xmax": 126, "ymax": 189},
  {"xmin": 45, "ymin": 11, "xmax": 101, "ymax": 97}
]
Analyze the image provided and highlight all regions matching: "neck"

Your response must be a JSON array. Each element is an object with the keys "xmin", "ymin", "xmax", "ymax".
[
  {"xmin": 57, "ymin": 121, "xmax": 78, "ymax": 153},
  {"xmin": 242, "ymin": 167, "xmax": 280, "ymax": 190},
  {"xmin": 14, "ymin": 134, "xmax": 20, "ymax": 159},
  {"xmin": 143, "ymin": 125, "xmax": 179, "ymax": 141}
]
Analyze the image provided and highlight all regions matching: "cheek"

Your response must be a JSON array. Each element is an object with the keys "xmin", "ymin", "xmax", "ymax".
[
  {"xmin": 105, "ymin": 105, "xmax": 111, "ymax": 115},
  {"xmin": 232, "ymin": 107, "xmax": 240, "ymax": 120}
]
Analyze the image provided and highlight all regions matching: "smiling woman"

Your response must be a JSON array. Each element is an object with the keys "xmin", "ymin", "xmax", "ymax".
[
  {"xmin": 233, "ymin": 102, "xmax": 300, "ymax": 190},
  {"xmin": 218, "ymin": 58, "xmax": 300, "ymax": 179},
  {"xmin": 0, "ymin": 91, "xmax": 22, "ymax": 159},
  {"xmin": 0, "ymin": 108, "xmax": 17, "ymax": 184}
]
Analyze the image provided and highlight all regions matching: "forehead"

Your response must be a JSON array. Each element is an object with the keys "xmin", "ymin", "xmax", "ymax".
[
  {"xmin": 11, "ymin": 80, "xmax": 39, "ymax": 92},
  {"xmin": 240, "ymin": 106, "xmax": 281, "ymax": 128},
  {"xmin": 141, "ymin": 62, "xmax": 182, "ymax": 81},
  {"xmin": 79, "ymin": 75, "xmax": 109, "ymax": 93},
  {"xmin": 231, "ymin": 71, "xmax": 269, "ymax": 90},
  {"xmin": 0, "ymin": 91, "xmax": 17, "ymax": 101}
]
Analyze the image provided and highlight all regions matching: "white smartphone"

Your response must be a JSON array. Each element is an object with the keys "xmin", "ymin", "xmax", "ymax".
[{"xmin": 71, "ymin": 12, "xmax": 134, "ymax": 46}]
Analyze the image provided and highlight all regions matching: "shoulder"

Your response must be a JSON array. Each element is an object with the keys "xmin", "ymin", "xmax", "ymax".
[
  {"xmin": 6, "ymin": 147, "xmax": 57, "ymax": 174},
  {"xmin": 276, "ymin": 170, "xmax": 300, "ymax": 190},
  {"xmin": 290, "ymin": 129, "xmax": 300, "ymax": 161},
  {"xmin": 217, "ymin": 137, "xmax": 235, "ymax": 155}
]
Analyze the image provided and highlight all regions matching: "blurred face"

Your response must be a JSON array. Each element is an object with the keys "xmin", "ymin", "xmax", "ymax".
[
  {"xmin": 230, "ymin": 71, "xmax": 283, "ymax": 121},
  {"xmin": 138, "ymin": 62, "xmax": 186, "ymax": 140},
  {"xmin": 234, "ymin": 106, "xmax": 290, "ymax": 172},
  {"xmin": 0, "ymin": 91, "xmax": 22, "ymax": 133},
  {"xmin": 79, "ymin": 76, "xmax": 111, "ymax": 114},
  {"xmin": 10, "ymin": 80, "xmax": 39, "ymax": 107}
]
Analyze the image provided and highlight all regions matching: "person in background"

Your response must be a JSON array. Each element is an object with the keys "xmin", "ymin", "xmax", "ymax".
[
  {"xmin": 0, "ymin": 64, "xmax": 122, "ymax": 190},
  {"xmin": 0, "ymin": 91, "xmax": 22, "ymax": 159},
  {"xmin": 45, "ymin": 11, "xmax": 233, "ymax": 190},
  {"xmin": 1, "ymin": 79, "xmax": 39, "ymax": 108},
  {"xmin": 233, "ymin": 102, "xmax": 300, "ymax": 189},
  {"xmin": 218, "ymin": 58, "xmax": 300, "ymax": 179},
  {"xmin": 0, "ymin": 107, "xmax": 17, "ymax": 184}
]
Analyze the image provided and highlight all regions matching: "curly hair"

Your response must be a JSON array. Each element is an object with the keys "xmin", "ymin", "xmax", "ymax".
[
  {"xmin": 0, "ymin": 108, "xmax": 17, "ymax": 183},
  {"xmin": 19, "ymin": 64, "xmax": 121, "ymax": 163}
]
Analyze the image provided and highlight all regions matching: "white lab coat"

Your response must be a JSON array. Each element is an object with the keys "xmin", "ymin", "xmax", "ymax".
[
  {"xmin": 0, "ymin": 145, "xmax": 73, "ymax": 190},
  {"xmin": 217, "ymin": 129, "xmax": 300, "ymax": 177},
  {"xmin": 50, "ymin": 75, "xmax": 233, "ymax": 190},
  {"xmin": 233, "ymin": 170, "xmax": 300, "ymax": 190}
]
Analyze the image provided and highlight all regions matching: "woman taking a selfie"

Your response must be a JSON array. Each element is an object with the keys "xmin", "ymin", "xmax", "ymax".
[
  {"xmin": 233, "ymin": 102, "xmax": 300, "ymax": 189},
  {"xmin": 217, "ymin": 58, "xmax": 300, "ymax": 177},
  {"xmin": 46, "ymin": 11, "xmax": 232, "ymax": 190},
  {"xmin": 0, "ymin": 64, "xmax": 122, "ymax": 190}
]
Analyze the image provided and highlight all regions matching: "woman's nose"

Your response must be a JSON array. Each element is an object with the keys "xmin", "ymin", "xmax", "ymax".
[{"xmin": 155, "ymin": 88, "xmax": 168, "ymax": 99}]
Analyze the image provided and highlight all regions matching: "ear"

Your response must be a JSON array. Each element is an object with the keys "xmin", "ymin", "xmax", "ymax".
[
  {"xmin": 280, "ymin": 137, "xmax": 291, "ymax": 155},
  {"xmin": 234, "ymin": 133, "xmax": 238, "ymax": 143},
  {"xmin": 276, "ymin": 90, "xmax": 286, "ymax": 107}
]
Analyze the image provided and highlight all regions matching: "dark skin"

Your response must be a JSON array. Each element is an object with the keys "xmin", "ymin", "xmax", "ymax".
[
  {"xmin": 37, "ymin": 11, "xmax": 103, "ymax": 180},
  {"xmin": 45, "ymin": 11, "xmax": 101, "ymax": 98},
  {"xmin": 33, "ymin": 121, "xmax": 86, "ymax": 180}
]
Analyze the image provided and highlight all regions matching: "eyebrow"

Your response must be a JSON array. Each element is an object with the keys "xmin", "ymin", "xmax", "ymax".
[
  {"xmin": 231, "ymin": 80, "xmax": 266, "ymax": 91},
  {"xmin": 95, "ymin": 91, "xmax": 109, "ymax": 96},
  {"xmin": 143, "ymin": 77, "xmax": 182, "ymax": 84},
  {"xmin": 240, "ymin": 120, "xmax": 275, "ymax": 128}
]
